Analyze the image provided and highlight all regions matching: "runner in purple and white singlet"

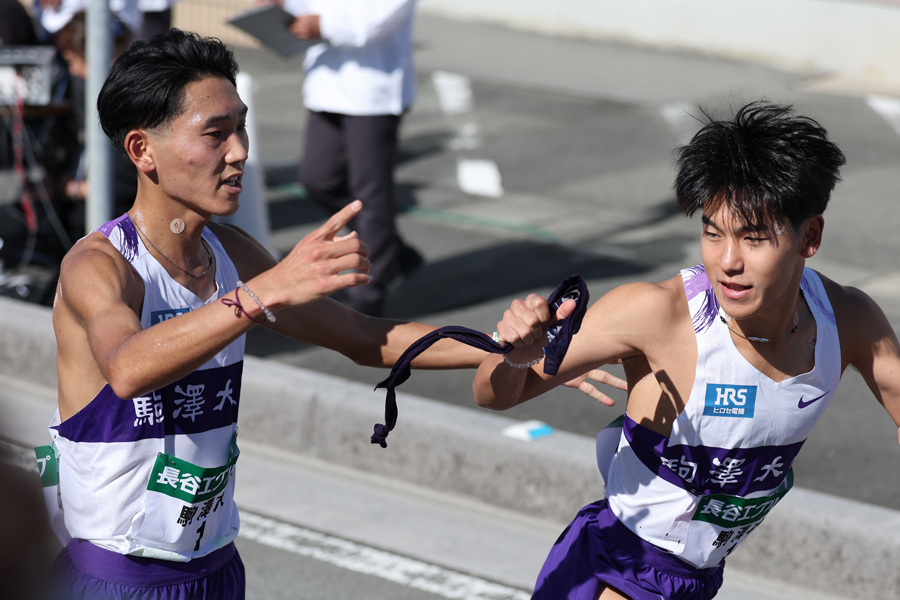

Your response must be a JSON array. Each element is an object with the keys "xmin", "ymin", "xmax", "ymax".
[
  {"xmin": 44, "ymin": 29, "xmax": 490, "ymax": 600},
  {"xmin": 474, "ymin": 102, "xmax": 900, "ymax": 600}
]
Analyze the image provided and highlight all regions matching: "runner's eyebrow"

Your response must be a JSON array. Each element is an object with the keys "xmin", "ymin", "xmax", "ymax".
[
  {"xmin": 701, "ymin": 215, "xmax": 768, "ymax": 234},
  {"xmin": 203, "ymin": 104, "xmax": 249, "ymax": 127}
]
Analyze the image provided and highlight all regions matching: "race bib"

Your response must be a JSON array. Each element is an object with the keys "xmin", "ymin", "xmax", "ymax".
[
  {"xmin": 130, "ymin": 436, "xmax": 240, "ymax": 560},
  {"xmin": 680, "ymin": 468, "xmax": 794, "ymax": 566}
]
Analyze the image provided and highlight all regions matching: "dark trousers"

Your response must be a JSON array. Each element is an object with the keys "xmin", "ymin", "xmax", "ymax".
[
  {"xmin": 138, "ymin": 9, "xmax": 172, "ymax": 42},
  {"xmin": 300, "ymin": 111, "xmax": 403, "ymax": 305}
]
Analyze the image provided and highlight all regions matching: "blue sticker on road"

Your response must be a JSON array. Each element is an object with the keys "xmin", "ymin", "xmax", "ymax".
[{"xmin": 704, "ymin": 384, "xmax": 757, "ymax": 418}]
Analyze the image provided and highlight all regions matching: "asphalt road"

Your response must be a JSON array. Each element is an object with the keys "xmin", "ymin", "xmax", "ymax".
[
  {"xmin": 238, "ymin": 13, "xmax": 900, "ymax": 514},
  {"xmin": 1, "ymin": 376, "xmax": 821, "ymax": 600}
]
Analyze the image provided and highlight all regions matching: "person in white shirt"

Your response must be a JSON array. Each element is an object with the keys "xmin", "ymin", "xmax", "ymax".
[
  {"xmin": 282, "ymin": 0, "xmax": 421, "ymax": 316},
  {"xmin": 37, "ymin": 0, "xmax": 142, "ymax": 38}
]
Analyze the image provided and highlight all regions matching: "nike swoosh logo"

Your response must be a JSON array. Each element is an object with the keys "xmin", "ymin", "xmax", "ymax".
[{"xmin": 798, "ymin": 391, "xmax": 829, "ymax": 409}]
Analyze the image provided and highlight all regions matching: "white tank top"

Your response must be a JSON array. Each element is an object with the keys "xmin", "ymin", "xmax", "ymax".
[
  {"xmin": 48, "ymin": 214, "xmax": 245, "ymax": 561},
  {"xmin": 603, "ymin": 265, "xmax": 841, "ymax": 569}
]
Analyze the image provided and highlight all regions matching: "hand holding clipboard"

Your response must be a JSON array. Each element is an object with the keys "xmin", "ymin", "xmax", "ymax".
[{"xmin": 228, "ymin": 4, "xmax": 319, "ymax": 58}]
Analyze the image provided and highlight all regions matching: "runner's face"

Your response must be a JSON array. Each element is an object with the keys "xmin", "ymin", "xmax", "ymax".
[
  {"xmin": 149, "ymin": 76, "xmax": 248, "ymax": 217},
  {"xmin": 700, "ymin": 204, "xmax": 806, "ymax": 321}
]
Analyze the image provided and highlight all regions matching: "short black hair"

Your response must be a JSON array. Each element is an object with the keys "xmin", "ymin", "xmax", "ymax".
[
  {"xmin": 97, "ymin": 29, "xmax": 239, "ymax": 157},
  {"xmin": 674, "ymin": 101, "xmax": 846, "ymax": 232}
]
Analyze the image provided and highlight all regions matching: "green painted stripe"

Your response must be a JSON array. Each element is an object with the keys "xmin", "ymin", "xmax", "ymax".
[
  {"xmin": 274, "ymin": 183, "xmax": 309, "ymax": 198},
  {"xmin": 269, "ymin": 183, "xmax": 558, "ymax": 241},
  {"xmin": 399, "ymin": 205, "xmax": 559, "ymax": 241}
]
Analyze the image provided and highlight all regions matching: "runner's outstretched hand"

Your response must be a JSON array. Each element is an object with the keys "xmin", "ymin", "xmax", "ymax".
[{"xmin": 264, "ymin": 200, "xmax": 371, "ymax": 307}]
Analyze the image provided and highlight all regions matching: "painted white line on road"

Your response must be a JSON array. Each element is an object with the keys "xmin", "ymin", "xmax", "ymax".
[
  {"xmin": 866, "ymin": 95, "xmax": 900, "ymax": 137},
  {"xmin": 432, "ymin": 71, "xmax": 504, "ymax": 197},
  {"xmin": 240, "ymin": 512, "xmax": 530, "ymax": 600},
  {"xmin": 432, "ymin": 71, "xmax": 473, "ymax": 115},
  {"xmin": 449, "ymin": 122, "xmax": 481, "ymax": 151},
  {"xmin": 457, "ymin": 159, "xmax": 504, "ymax": 197}
]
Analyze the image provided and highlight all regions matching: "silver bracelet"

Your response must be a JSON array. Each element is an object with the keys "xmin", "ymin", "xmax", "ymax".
[
  {"xmin": 237, "ymin": 280, "xmax": 276, "ymax": 323},
  {"xmin": 503, "ymin": 354, "xmax": 543, "ymax": 369}
]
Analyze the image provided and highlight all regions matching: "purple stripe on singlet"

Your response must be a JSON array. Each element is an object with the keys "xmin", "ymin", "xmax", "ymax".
[
  {"xmin": 54, "ymin": 361, "xmax": 243, "ymax": 443},
  {"xmin": 803, "ymin": 274, "xmax": 837, "ymax": 327},
  {"xmin": 682, "ymin": 265, "xmax": 720, "ymax": 334},
  {"xmin": 623, "ymin": 415, "xmax": 803, "ymax": 497},
  {"xmin": 67, "ymin": 538, "xmax": 236, "ymax": 586},
  {"xmin": 97, "ymin": 214, "xmax": 140, "ymax": 262},
  {"xmin": 96, "ymin": 214, "xmax": 129, "ymax": 238}
]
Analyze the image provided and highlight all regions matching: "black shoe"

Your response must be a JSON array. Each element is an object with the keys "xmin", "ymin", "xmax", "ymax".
[{"xmin": 399, "ymin": 244, "xmax": 424, "ymax": 276}]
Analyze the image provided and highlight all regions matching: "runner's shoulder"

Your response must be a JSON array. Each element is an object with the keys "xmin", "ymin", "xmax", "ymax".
[
  {"xmin": 815, "ymin": 270, "xmax": 892, "ymax": 354},
  {"xmin": 815, "ymin": 270, "xmax": 880, "ymax": 319},
  {"xmin": 593, "ymin": 273, "xmax": 690, "ymax": 330},
  {"xmin": 58, "ymin": 231, "xmax": 143, "ymax": 310},
  {"xmin": 205, "ymin": 221, "xmax": 276, "ymax": 275}
]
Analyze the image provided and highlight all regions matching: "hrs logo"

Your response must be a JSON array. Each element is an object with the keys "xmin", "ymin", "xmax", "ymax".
[{"xmin": 704, "ymin": 384, "xmax": 757, "ymax": 418}]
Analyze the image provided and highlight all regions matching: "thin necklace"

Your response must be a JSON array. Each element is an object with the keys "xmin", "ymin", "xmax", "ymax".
[
  {"xmin": 134, "ymin": 224, "xmax": 214, "ymax": 279},
  {"xmin": 718, "ymin": 289, "xmax": 805, "ymax": 343}
]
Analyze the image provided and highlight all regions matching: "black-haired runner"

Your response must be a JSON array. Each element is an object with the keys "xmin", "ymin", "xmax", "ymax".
[{"xmin": 475, "ymin": 102, "xmax": 900, "ymax": 600}]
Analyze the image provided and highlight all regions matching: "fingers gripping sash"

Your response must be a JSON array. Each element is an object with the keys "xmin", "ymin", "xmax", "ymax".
[{"xmin": 371, "ymin": 274, "xmax": 589, "ymax": 448}]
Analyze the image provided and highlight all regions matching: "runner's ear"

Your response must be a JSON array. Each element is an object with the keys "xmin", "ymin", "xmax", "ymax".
[
  {"xmin": 124, "ymin": 129, "xmax": 155, "ymax": 175},
  {"xmin": 799, "ymin": 215, "xmax": 824, "ymax": 259}
]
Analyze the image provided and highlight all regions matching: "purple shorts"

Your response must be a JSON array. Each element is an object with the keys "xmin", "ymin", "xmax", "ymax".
[
  {"xmin": 49, "ymin": 539, "xmax": 245, "ymax": 600},
  {"xmin": 532, "ymin": 500, "xmax": 723, "ymax": 600}
]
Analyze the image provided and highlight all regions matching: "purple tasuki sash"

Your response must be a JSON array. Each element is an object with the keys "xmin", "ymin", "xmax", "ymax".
[
  {"xmin": 622, "ymin": 414, "xmax": 803, "ymax": 497},
  {"xmin": 371, "ymin": 274, "xmax": 589, "ymax": 448}
]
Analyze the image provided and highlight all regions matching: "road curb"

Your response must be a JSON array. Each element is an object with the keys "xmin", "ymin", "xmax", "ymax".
[{"xmin": 2, "ymin": 296, "xmax": 898, "ymax": 598}]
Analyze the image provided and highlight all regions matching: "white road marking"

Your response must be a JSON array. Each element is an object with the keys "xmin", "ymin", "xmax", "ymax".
[
  {"xmin": 432, "ymin": 71, "xmax": 474, "ymax": 115},
  {"xmin": 240, "ymin": 512, "xmax": 530, "ymax": 600},
  {"xmin": 457, "ymin": 159, "xmax": 504, "ymax": 197},
  {"xmin": 448, "ymin": 122, "xmax": 481, "ymax": 151},
  {"xmin": 866, "ymin": 95, "xmax": 900, "ymax": 137},
  {"xmin": 432, "ymin": 70, "xmax": 504, "ymax": 197}
]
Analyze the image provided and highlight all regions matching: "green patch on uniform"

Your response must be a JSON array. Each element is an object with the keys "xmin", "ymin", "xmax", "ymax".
[
  {"xmin": 692, "ymin": 470, "xmax": 793, "ymax": 528},
  {"xmin": 147, "ymin": 443, "xmax": 239, "ymax": 504},
  {"xmin": 605, "ymin": 414, "xmax": 626, "ymax": 429},
  {"xmin": 34, "ymin": 444, "xmax": 58, "ymax": 487}
]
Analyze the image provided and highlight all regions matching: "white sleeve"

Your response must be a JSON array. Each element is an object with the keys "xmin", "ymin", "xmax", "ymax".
[
  {"xmin": 312, "ymin": 0, "xmax": 415, "ymax": 47},
  {"xmin": 282, "ymin": 0, "xmax": 310, "ymax": 16}
]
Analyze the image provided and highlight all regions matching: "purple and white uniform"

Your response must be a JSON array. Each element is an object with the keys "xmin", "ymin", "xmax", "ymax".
[
  {"xmin": 535, "ymin": 265, "xmax": 841, "ymax": 599},
  {"xmin": 41, "ymin": 215, "xmax": 247, "ymax": 597}
]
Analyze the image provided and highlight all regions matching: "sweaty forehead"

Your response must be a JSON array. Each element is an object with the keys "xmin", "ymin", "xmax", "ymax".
[{"xmin": 175, "ymin": 77, "xmax": 246, "ymax": 125}]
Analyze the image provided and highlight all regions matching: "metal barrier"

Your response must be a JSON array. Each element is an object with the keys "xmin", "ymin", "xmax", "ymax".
[{"xmin": 172, "ymin": 0, "xmax": 260, "ymax": 49}]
